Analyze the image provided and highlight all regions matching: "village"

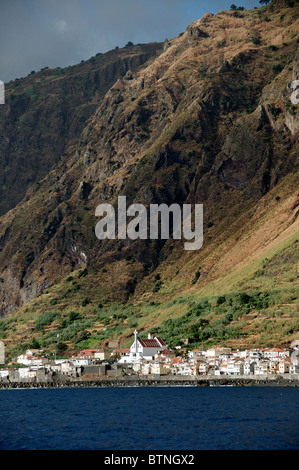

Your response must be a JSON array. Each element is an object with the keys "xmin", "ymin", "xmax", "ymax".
[{"xmin": 0, "ymin": 330, "xmax": 299, "ymax": 384}]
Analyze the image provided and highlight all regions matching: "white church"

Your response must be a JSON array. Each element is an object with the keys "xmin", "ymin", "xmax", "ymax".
[{"xmin": 117, "ymin": 330, "xmax": 168, "ymax": 364}]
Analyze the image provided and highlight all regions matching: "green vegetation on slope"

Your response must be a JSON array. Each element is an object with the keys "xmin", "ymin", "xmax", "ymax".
[
  {"xmin": 0, "ymin": 1, "xmax": 298, "ymax": 360},
  {"xmin": 1, "ymin": 228, "xmax": 298, "ymax": 360}
]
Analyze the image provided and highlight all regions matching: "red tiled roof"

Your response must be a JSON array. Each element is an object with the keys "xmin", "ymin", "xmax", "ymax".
[
  {"xmin": 156, "ymin": 337, "xmax": 166, "ymax": 347},
  {"xmin": 138, "ymin": 338, "xmax": 161, "ymax": 348},
  {"xmin": 156, "ymin": 348, "xmax": 174, "ymax": 355},
  {"xmin": 137, "ymin": 336, "xmax": 167, "ymax": 349},
  {"xmin": 78, "ymin": 349, "xmax": 97, "ymax": 355},
  {"xmin": 172, "ymin": 357, "xmax": 183, "ymax": 363}
]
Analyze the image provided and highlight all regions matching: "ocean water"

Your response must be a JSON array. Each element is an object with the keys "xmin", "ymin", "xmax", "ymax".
[{"xmin": 0, "ymin": 386, "xmax": 298, "ymax": 450}]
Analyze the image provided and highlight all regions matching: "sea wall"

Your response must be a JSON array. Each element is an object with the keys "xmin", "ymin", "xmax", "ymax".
[{"xmin": 0, "ymin": 374, "xmax": 298, "ymax": 389}]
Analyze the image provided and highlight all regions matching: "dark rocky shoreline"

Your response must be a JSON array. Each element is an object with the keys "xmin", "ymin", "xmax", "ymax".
[{"xmin": 1, "ymin": 374, "xmax": 299, "ymax": 389}]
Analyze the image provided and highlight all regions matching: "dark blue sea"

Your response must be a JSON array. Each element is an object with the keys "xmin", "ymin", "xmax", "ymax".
[{"xmin": 0, "ymin": 386, "xmax": 298, "ymax": 450}]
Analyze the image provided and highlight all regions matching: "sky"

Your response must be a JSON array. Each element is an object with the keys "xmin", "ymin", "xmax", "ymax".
[{"xmin": 0, "ymin": 0, "xmax": 261, "ymax": 83}]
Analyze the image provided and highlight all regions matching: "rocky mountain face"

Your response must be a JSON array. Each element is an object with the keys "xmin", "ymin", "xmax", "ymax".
[
  {"xmin": 0, "ymin": 43, "xmax": 162, "ymax": 216},
  {"xmin": 0, "ymin": 1, "xmax": 298, "ymax": 354}
]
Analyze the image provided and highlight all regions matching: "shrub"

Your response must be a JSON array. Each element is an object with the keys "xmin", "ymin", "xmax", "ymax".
[
  {"xmin": 191, "ymin": 267, "xmax": 201, "ymax": 284},
  {"xmin": 252, "ymin": 36, "xmax": 261, "ymax": 45},
  {"xmin": 35, "ymin": 311, "xmax": 58, "ymax": 331},
  {"xmin": 272, "ymin": 63, "xmax": 283, "ymax": 73},
  {"xmin": 217, "ymin": 295, "xmax": 226, "ymax": 305},
  {"xmin": 153, "ymin": 280, "xmax": 162, "ymax": 292},
  {"xmin": 239, "ymin": 293, "xmax": 252, "ymax": 305},
  {"xmin": 56, "ymin": 342, "xmax": 67, "ymax": 353},
  {"xmin": 30, "ymin": 338, "xmax": 40, "ymax": 349},
  {"xmin": 78, "ymin": 268, "xmax": 88, "ymax": 278},
  {"xmin": 75, "ymin": 330, "xmax": 90, "ymax": 344},
  {"xmin": 68, "ymin": 311, "xmax": 80, "ymax": 323}
]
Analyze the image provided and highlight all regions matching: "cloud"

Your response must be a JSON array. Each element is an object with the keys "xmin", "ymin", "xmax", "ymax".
[
  {"xmin": 53, "ymin": 19, "xmax": 69, "ymax": 33},
  {"xmin": 0, "ymin": 0, "xmax": 260, "ymax": 83}
]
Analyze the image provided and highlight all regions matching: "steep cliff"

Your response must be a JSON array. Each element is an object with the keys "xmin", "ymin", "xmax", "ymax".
[
  {"xmin": 0, "ymin": 43, "xmax": 162, "ymax": 216},
  {"xmin": 0, "ymin": 1, "xmax": 298, "ymax": 355}
]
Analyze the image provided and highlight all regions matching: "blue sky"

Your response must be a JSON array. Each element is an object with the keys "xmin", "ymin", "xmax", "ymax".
[{"xmin": 0, "ymin": 0, "xmax": 261, "ymax": 83}]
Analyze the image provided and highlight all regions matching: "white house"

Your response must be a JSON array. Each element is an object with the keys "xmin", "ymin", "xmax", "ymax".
[
  {"xmin": 25, "ymin": 349, "xmax": 44, "ymax": 356},
  {"xmin": 206, "ymin": 347, "xmax": 231, "ymax": 359},
  {"xmin": 226, "ymin": 358, "xmax": 244, "ymax": 375},
  {"xmin": 71, "ymin": 358, "xmax": 93, "ymax": 366},
  {"xmin": 219, "ymin": 352, "xmax": 233, "ymax": 361},
  {"xmin": 132, "ymin": 358, "xmax": 146, "ymax": 373},
  {"xmin": 264, "ymin": 348, "xmax": 289, "ymax": 359},
  {"xmin": 244, "ymin": 359, "xmax": 256, "ymax": 375},
  {"xmin": 18, "ymin": 368, "xmax": 31, "ymax": 379},
  {"xmin": 14, "ymin": 368, "xmax": 38, "ymax": 380},
  {"xmin": 170, "ymin": 358, "xmax": 193, "ymax": 376},
  {"xmin": 278, "ymin": 358, "xmax": 292, "ymax": 374},
  {"xmin": 141, "ymin": 362, "xmax": 152, "ymax": 375},
  {"xmin": 219, "ymin": 361, "xmax": 228, "ymax": 375},
  {"xmin": 232, "ymin": 349, "xmax": 247, "ymax": 358},
  {"xmin": 75, "ymin": 349, "xmax": 97, "ymax": 359},
  {"xmin": 269, "ymin": 361, "xmax": 279, "ymax": 375},
  {"xmin": 248, "ymin": 349, "xmax": 262, "ymax": 360},
  {"xmin": 289, "ymin": 364, "xmax": 299, "ymax": 374},
  {"xmin": 131, "ymin": 358, "xmax": 163, "ymax": 375},
  {"xmin": 94, "ymin": 349, "xmax": 111, "ymax": 361},
  {"xmin": 188, "ymin": 349, "xmax": 204, "ymax": 359},
  {"xmin": 17, "ymin": 354, "xmax": 47, "ymax": 366},
  {"xmin": 46, "ymin": 363, "xmax": 62, "ymax": 373},
  {"xmin": 111, "ymin": 348, "xmax": 130, "ymax": 359},
  {"xmin": 151, "ymin": 361, "xmax": 170, "ymax": 376},
  {"xmin": 194, "ymin": 360, "xmax": 209, "ymax": 375},
  {"xmin": 254, "ymin": 360, "xmax": 270, "ymax": 375},
  {"xmin": 0, "ymin": 369, "xmax": 9, "ymax": 380}
]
